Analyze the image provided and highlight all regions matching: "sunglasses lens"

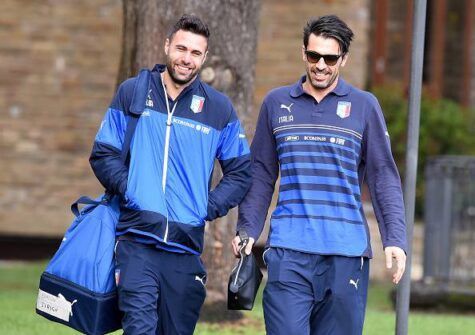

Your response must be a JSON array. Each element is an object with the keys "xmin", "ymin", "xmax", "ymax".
[
  {"xmin": 305, "ymin": 51, "xmax": 321, "ymax": 63},
  {"xmin": 324, "ymin": 55, "xmax": 340, "ymax": 66},
  {"xmin": 305, "ymin": 51, "xmax": 340, "ymax": 65}
]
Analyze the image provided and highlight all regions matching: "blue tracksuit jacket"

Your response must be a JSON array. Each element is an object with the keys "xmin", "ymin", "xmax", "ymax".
[
  {"xmin": 90, "ymin": 64, "xmax": 251, "ymax": 255},
  {"xmin": 237, "ymin": 76, "xmax": 406, "ymax": 257}
]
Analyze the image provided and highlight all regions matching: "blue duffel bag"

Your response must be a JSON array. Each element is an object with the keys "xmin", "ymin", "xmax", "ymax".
[
  {"xmin": 36, "ymin": 195, "xmax": 121, "ymax": 334},
  {"xmin": 36, "ymin": 69, "xmax": 150, "ymax": 335}
]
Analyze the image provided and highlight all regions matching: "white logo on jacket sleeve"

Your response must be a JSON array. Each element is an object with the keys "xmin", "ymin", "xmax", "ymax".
[
  {"xmin": 146, "ymin": 89, "xmax": 154, "ymax": 107},
  {"xmin": 190, "ymin": 95, "xmax": 205, "ymax": 113},
  {"xmin": 336, "ymin": 101, "xmax": 351, "ymax": 118},
  {"xmin": 37, "ymin": 289, "xmax": 78, "ymax": 322},
  {"xmin": 100, "ymin": 120, "xmax": 106, "ymax": 130}
]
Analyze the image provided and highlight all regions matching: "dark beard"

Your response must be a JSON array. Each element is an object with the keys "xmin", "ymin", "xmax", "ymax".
[
  {"xmin": 307, "ymin": 68, "xmax": 337, "ymax": 90},
  {"xmin": 165, "ymin": 61, "xmax": 196, "ymax": 86}
]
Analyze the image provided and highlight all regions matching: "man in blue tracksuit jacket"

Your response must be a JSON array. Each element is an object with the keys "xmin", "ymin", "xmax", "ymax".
[
  {"xmin": 90, "ymin": 15, "xmax": 251, "ymax": 334},
  {"xmin": 233, "ymin": 15, "xmax": 407, "ymax": 335}
]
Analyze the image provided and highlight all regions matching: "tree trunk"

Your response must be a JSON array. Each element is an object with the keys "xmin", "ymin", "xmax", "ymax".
[{"xmin": 118, "ymin": 0, "xmax": 261, "ymax": 312}]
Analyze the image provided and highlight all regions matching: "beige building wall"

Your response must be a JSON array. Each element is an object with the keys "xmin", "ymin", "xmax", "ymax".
[
  {"xmin": 0, "ymin": 0, "xmax": 371, "ymax": 237},
  {"xmin": 0, "ymin": 0, "xmax": 416, "ymax": 281},
  {"xmin": 252, "ymin": 0, "xmax": 371, "ymax": 135},
  {"xmin": 0, "ymin": 0, "xmax": 122, "ymax": 236}
]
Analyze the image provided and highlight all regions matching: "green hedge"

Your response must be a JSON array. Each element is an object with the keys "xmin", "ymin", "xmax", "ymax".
[{"xmin": 372, "ymin": 86, "xmax": 475, "ymax": 217}]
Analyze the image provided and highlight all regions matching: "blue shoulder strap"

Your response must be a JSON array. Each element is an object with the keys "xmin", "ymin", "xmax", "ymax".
[
  {"xmin": 121, "ymin": 68, "xmax": 151, "ymax": 163},
  {"xmin": 71, "ymin": 69, "xmax": 151, "ymax": 216}
]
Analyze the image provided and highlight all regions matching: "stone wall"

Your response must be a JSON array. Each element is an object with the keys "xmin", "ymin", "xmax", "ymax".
[
  {"xmin": 0, "ymin": 0, "xmax": 423, "ymax": 281},
  {"xmin": 0, "ymin": 0, "xmax": 122, "ymax": 235},
  {"xmin": 0, "ymin": 0, "xmax": 371, "ymax": 237}
]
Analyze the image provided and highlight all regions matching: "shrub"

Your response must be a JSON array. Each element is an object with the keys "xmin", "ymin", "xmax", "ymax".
[{"xmin": 371, "ymin": 85, "xmax": 475, "ymax": 217}]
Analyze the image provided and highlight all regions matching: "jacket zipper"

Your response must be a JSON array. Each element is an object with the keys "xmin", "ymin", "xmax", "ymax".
[{"xmin": 160, "ymin": 74, "xmax": 178, "ymax": 243}]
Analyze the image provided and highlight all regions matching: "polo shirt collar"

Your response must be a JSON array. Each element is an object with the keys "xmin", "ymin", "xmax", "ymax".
[
  {"xmin": 290, "ymin": 75, "xmax": 350, "ymax": 98},
  {"xmin": 289, "ymin": 75, "xmax": 306, "ymax": 98},
  {"xmin": 332, "ymin": 77, "xmax": 350, "ymax": 96}
]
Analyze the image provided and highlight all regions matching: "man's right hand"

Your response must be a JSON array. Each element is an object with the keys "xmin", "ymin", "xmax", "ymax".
[{"xmin": 231, "ymin": 235, "xmax": 255, "ymax": 258}]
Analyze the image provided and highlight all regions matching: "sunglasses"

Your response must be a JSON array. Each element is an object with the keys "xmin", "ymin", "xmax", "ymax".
[{"xmin": 305, "ymin": 50, "xmax": 342, "ymax": 66}]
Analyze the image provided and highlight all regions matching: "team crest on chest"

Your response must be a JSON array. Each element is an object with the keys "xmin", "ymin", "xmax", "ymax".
[
  {"xmin": 190, "ymin": 95, "xmax": 205, "ymax": 114},
  {"xmin": 336, "ymin": 101, "xmax": 351, "ymax": 119}
]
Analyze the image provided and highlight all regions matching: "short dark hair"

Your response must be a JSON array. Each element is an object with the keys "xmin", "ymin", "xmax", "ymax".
[
  {"xmin": 303, "ymin": 15, "xmax": 354, "ymax": 54},
  {"xmin": 168, "ymin": 14, "xmax": 210, "ymax": 40}
]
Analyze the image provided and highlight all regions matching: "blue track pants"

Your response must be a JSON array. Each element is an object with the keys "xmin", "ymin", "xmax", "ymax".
[
  {"xmin": 263, "ymin": 247, "xmax": 369, "ymax": 335},
  {"xmin": 115, "ymin": 240, "xmax": 207, "ymax": 335}
]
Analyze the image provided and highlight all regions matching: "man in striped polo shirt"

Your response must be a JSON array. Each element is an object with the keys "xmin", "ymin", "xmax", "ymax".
[{"xmin": 233, "ymin": 15, "xmax": 406, "ymax": 335}]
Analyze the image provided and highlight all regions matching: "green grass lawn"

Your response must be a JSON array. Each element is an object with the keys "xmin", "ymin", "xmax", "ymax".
[{"xmin": 1, "ymin": 261, "xmax": 475, "ymax": 334}]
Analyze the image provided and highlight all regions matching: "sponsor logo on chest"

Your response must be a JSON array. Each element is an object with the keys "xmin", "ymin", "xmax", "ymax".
[
  {"xmin": 304, "ymin": 135, "xmax": 345, "ymax": 146},
  {"xmin": 282, "ymin": 134, "xmax": 346, "ymax": 146},
  {"xmin": 284, "ymin": 135, "xmax": 300, "ymax": 141},
  {"xmin": 330, "ymin": 137, "xmax": 346, "ymax": 145},
  {"xmin": 173, "ymin": 118, "xmax": 211, "ymax": 135}
]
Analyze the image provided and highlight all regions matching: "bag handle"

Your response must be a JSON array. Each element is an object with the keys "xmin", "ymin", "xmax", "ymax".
[
  {"xmin": 238, "ymin": 230, "xmax": 249, "ymax": 248},
  {"xmin": 112, "ymin": 68, "xmax": 151, "ymax": 197},
  {"xmin": 70, "ymin": 196, "xmax": 108, "ymax": 217},
  {"xmin": 71, "ymin": 69, "xmax": 151, "ymax": 217},
  {"xmin": 229, "ymin": 230, "xmax": 250, "ymax": 293},
  {"xmin": 120, "ymin": 68, "xmax": 151, "ymax": 163}
]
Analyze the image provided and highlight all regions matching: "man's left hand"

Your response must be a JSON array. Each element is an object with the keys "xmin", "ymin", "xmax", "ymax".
[{"xmin": 384, "ymin": 246, "xmax": 406, "ymax": 284}]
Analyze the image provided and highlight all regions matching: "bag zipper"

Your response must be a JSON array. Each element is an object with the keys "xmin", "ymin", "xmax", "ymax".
[{"xmin": 233, "ymin": 243, "xmax": 247, "ymax": 287}]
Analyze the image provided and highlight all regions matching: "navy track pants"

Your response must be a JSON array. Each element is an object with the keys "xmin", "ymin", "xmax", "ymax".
[
  {"xmin": 263, "ymin": 247, "xmax": 369, "ymax": 335},
  {"xmin": 115, "ymin": 240, "xmax": 207, "ymax": 335}
]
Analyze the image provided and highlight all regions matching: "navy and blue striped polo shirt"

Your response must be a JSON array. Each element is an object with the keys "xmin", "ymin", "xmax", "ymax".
[{"xmin": 237, "ymin": 76, "xmax": 406, "ymax": 257}]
